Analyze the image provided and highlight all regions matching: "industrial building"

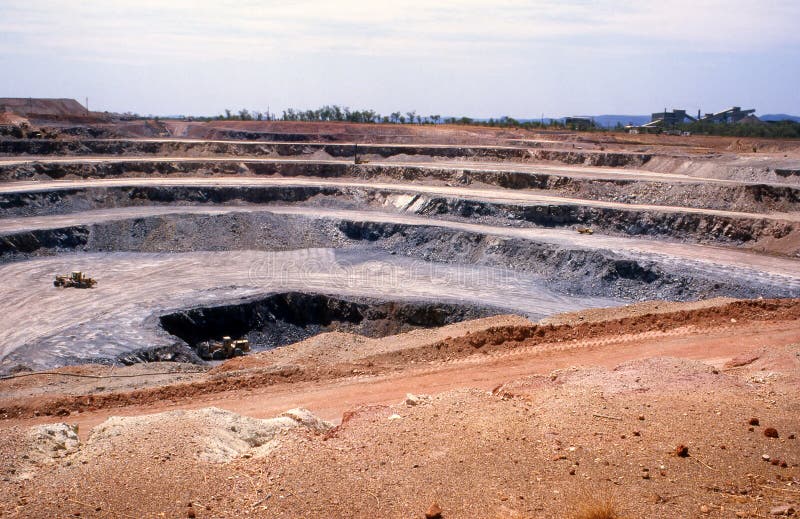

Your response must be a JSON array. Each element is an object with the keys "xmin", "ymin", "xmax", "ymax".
[
  {"xmin": 647, "ymin": 109, "xmax": 696, "ymax": 127},
  {"xmin": 564, "ymin": 117, "xmax": 594, "ymax": 130},
  {"xmin": 700, "ymin": 107, "xmax": 756, "ymax": 124},
  {"xmin": 630, "ymin": 105, "xmax": 759, "ymax": 132}
]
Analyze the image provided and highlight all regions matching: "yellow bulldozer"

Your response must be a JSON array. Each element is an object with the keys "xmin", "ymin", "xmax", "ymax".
[
  {"xmin": 196, "ymin": 336, "xmax": 251, "ymax": 361},
  {"xmin": 54, "ymin": 271, "xmax": 97, "ymax": 289},
  {"xmin": 576, "ymin": 226, "xmax": 594, "ymax": 235}
]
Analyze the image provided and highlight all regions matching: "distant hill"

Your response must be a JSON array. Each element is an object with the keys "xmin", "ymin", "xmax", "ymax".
[{"xmin": 760, "ymin": 114, "xmax": 800, "ymax": 123}]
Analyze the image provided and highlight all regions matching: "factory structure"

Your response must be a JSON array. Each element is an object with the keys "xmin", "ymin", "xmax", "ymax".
[
  {"xmin": 564, "ymin": 117, "xmax": 595, "ymax": 130},
  {"xmin": 630, "ymin": 106, "xmax": 758, "ymax": 132}
]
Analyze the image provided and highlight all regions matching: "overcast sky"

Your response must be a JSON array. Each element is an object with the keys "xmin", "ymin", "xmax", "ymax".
[{"xmin": 1, "ymin": 1, "xmax": 798, "ymax": 117}]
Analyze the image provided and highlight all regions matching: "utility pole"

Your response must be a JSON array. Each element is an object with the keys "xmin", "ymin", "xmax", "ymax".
[{"xmin": 85, "ymin": 97, "xmax": 89, "ymax": 113}]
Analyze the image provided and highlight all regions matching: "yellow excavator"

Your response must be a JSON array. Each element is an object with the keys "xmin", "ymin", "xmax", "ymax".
[
  {"xmin": 54, "ymin": 271, "xmax": 97, "ymax": 289},
  {"xmin": 576, "ymin": 226, "xmax": 594, "ymax": 235}
]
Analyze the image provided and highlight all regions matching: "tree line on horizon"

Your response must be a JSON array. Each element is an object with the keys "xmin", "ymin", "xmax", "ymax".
[
  {"xmin": 203, "ymin": 105, "xmax": 564, "ymax": 129},
  {"xmin": 156, "ymin": 105, "xmax": 800, "ymax": 138}
]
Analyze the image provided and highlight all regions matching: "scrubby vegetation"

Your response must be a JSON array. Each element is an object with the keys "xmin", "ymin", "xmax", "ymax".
[{"xmin": 205, "ymin": 105, "xmax": 563, "ymax": 129}]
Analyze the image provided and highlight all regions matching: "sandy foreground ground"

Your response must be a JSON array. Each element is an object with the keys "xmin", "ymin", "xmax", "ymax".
[{"xmin": 1, "ymin": 298, "xmax": 799, "ymax": 518}]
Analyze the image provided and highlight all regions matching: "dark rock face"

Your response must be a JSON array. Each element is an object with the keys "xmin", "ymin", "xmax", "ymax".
[
  {"xmin": 1, "ymin": 158, "xmax": 798, "ymax": 213},
  {"xmin": 117, "ymin": 343, "xmax": 202, "ymax": 365},
  {"xmin": 0, "ymin": 227, "xmax": 90, "ymax": 255},
  {"xmin": 159, "ymin": 292, "xmax": 499, "ymax": 353},
  {"xmin": 0, "ymin": 139, "xmax": 531, "ymax": 160}
]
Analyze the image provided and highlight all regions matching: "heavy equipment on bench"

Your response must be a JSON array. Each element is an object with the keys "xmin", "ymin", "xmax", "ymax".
[
  {"xmin": 196, "ymin": 336, "xmax": 251, "ymax": 360},
  {"xmin": 54, "ymin": 271, "xmax": 97, "ymax": 289}
]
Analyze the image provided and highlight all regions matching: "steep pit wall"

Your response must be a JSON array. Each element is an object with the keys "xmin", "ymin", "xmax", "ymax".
[
  {"xmin": 0, "ymin": 212, "xmax": 795, "ymax": 302},
  {"xmin": 0, "ymin": 139, "xmax": 657, "ymax": 167},
  {"xmin": 1, "ymin": 185, "xmax": 796, "ymax": 253},
  {"xmin": 415, "ymin": 197, "xmax": 798, "ymax": 252},
  {"xmin": 529, "ymin": 149, "xmax": 651, "ymax": 167},
  {"xmin": 0, "ymin": 139, "xmax": 531, "ymax": 161},
  {"xmin": 2, "ymin": 160, "xmax": 798, "ymax": 213},
  {"xmin": 159, "ymin": 292, "xmax": 499, "ymax": 353}
]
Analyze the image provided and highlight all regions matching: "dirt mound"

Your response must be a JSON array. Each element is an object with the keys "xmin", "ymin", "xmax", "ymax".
[
  {"xmin": 87, "ymin": 407, "xmax": 331, "ymax": 463},
  {"xmin": 24, "ymin": 423, "xmax": 80, "ymax": 473},
  {"xmin": 539, "ymin": 297, "xmax": 737, "ymax": 326},
  {"xmin": 363, "ymin": 298, "xmax": 800, "ymax": 366},
  {"xmin": 0, "ymin": 422, "xmax": 80, "ymax": 482},
  {"xmin": 0, "ymin": 98, "xmax": 87, "ymax": 117}
]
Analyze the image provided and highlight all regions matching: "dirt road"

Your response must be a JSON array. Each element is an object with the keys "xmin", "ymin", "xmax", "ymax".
[{"xmin": 2, "ymin": 176, "xmax": 797, "ymax": 221}]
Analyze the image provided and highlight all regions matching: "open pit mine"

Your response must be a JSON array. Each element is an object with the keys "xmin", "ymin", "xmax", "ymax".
[{"xmin": 1, "ymin": 111, "xmax": 799, "ymax": 518}]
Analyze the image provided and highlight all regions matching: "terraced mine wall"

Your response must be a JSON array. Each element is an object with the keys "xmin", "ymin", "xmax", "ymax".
[
  {"xmin": 2, "ymin": 161, "xmax": 798, "ymax": 214},
  {"xmin": 2, "ymin": 134, "xmax": 799, "ymax": 372},
  {"xmin": 160, "ymin": 292, "xmax": 499, "ymax": 352},
  {"xmin": 0, "ymin": 139, "xmax": 528, "ymax": 160},
  {"xmin": 0, "ymin": 212, "xmax": 795, "ymax": 302},
  {"xmin": 0, "ymin": 185, "xmax": 796, "ymax": 250},
  {"xmin": 0, "ymin": 139, "xmax": 652, "ymax": 166}
]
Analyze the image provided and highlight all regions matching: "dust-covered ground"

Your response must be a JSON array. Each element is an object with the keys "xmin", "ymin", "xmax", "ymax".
[{"xmin": 1, "ymin": 298, "xmax": 799, "ymax": 518}]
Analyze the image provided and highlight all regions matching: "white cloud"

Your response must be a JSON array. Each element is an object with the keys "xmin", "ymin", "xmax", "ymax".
[
  {"xmin": 1, "ymin": 0, "xmax": 798, "ymax": 117},
  {"xmin": 1, "ymin": 0, "xmax": 798, "ymax": 65}
]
